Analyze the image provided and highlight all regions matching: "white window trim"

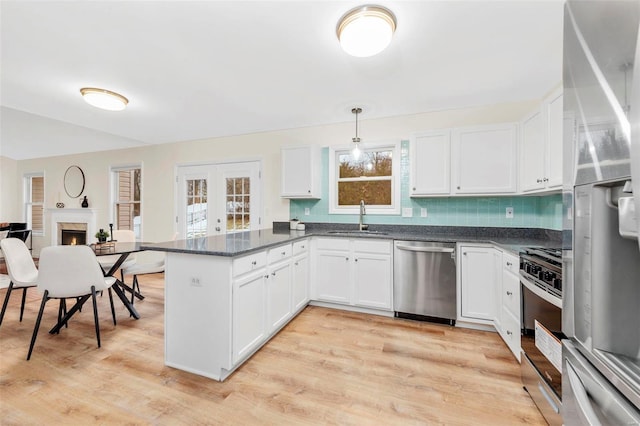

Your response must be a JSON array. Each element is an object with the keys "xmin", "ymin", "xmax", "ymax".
[
  {"xmin": 24, "ymin": 172, "xmax": 45, "ymax": 236},
  {"xmin": 110, "ymin": 164, "xmax": 143, "ymax": 240},
  {"xmin": 328, "ymin": 140, "xmax": 401, "ymax": 215}
]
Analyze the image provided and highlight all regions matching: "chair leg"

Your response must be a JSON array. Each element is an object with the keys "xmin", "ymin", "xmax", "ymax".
[
  {"xmin": 27, "ymin": 290, "xmax": 49, "ymax": 360},
  {"xmin": 108, "ymin": 288, "xmax": 116, "ymax": 326},
  {"xmin": 91, "ymin": 286, "xmax": 101, "ymax": 348},
  {"xmin": 0, "ymin": 281, "xmax": 15, "ymax": 327},
  {"xmin": 19, "ymin": 287, "xmax": 28, "ymax": 322}
]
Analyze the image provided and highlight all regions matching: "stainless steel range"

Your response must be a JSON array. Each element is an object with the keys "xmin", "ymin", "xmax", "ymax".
[{"xmin": 519, "ymin": 247, "xmax": 564, "ymax": 426}]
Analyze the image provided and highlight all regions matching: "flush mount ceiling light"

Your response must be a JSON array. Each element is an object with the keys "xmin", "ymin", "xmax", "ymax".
[
  {"xmin": 336, "ymin": 5, "xmax": 396, "ymax": 57},
  {"xmin": 80, "ymin": 87, "xmax": 129, "ymax": 111},
  {"xmin": 351, "ymin": 107, "xmax": 363, "ymax": 160}
]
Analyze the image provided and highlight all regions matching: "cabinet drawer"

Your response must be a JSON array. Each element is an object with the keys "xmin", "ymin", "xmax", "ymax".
[
  {"xmin": 503, "ymin": 252, "xmax": 519, "ymax": 275},
  {"xmin": 292, "ymin": 239, "xmax": 309, "ymax": 255},
  {"xmin": 315, "ymin": 237, "xmax": 350, "ymax": 251},
  {"xmin": 233, "ymin": 251, "xmax": 267, "ymax": 277},
  {"xmin": 267, "ymin": 244, "xmax": 292, "ymax": 264},
  {"xmin": 500, "ymin": 306, "xmax": 521, "ymax": 361},
  {"xmin": 353, "ymin": 239, "xmax": 392, "ymax": 255},
  {"xmin": 502, "ymin": 269, "xmax": 520, "ymax": 318}
]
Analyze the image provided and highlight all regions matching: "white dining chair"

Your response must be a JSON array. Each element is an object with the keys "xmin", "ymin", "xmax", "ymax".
[
  {"xmin": 97, "ymin": 229, "xmax": 137, "ymax": 279},
  {"xmin": 122, "ymin": 232, "xmax": 178, "ymax": 304},
  {"xmin": 27, "ymin": 245, "xmax": 117, "ymax": 360},
  {"xmin": 0, "ymin": 238, "xmax": 38, "ymax": 327}
]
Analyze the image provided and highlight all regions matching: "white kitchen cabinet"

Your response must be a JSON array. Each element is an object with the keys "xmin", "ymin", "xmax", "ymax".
[
  {"xmin": 520, "ymin": 88, "xmax": 563, "ymax": 193},
  {"xmin": 281, "ymin": 145, "xmax": 321, "ymax": 198},
  {"xmin": 452, "ymin": 123, "xmax": 518, "ymax": 194},
  {"xmin": 266, "ymin": 258, "xmax": 292, "ymax": 333},
  {"xmin": 544, "ymin": 89, "xmax": 563, "ymax": 189},
  {"xmin": 313, "ymin": 238, "xmax": 393, "ymax": 311},
  {"xmin": 315, "ymin": 248, "xmax": 351, "ymax": 304},
  {"xmin": 232, "ymin": 268, "xmax": 267, "ymax": 364},
  {"xmin": 410, "ymin": 130, "xmax": 451, "ymax": 196},
  {"xmin": 499, "ymin": 251, "xmax": 521, "ymax": 361},
  {"xmin": 353, "ymin": 240, "xmax": 393, "ymax": 310},
  {"xmin": 458, "ymin": 245, "xmax": 500, "ymax": 323},
  {"xmin": 292, "ymin": 240, "xmax": 309, "ymax": 313}
]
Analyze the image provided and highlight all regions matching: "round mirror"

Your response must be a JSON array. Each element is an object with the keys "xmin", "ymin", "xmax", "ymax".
[{"xmin": 64, "ymin": 165, "xmax": 85, "ymax": 198}]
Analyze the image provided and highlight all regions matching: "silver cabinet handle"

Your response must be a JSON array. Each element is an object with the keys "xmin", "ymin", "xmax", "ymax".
[
  {"xmin": 345, "ymin": 257, "xmax": 349, "ymax": 261},
  {"xmin": 294, "ymin": 262, "xmax": 299, "ymax": 266},
  {"xmin": 396, "ymin": 244, "xmax": 454, "ymax": 253},
  {"xmin": 506, "ymin": 261, "xmax": 512, "ymax": 266},
  {"xmin": 264, "ymin": 275, "xmax": 269, "ymax": 279},
  {"xmin": 251, "ymin": 260, "xmax": 257, "ymax": 266},
  {"xmin": 271, "ymin": 272, "xmax": 276, "ymax": 276},
  {"xmin": 506, "ymin": 330, "xmax": 512, "ymax": 335},
  {"xmin": 281, "ymin": 251, "xmax": 286, "ymax": 256},
  {"xmin": 215, "ymin": 227, "xmax": 221, "ymax": 231},
  {"xmin": 355, "ymin": 258, "xmax": 358, "ymax": 262},
  {"xmin": 506, "ymin": 291, "xmax": 513, "ymax": 296}
]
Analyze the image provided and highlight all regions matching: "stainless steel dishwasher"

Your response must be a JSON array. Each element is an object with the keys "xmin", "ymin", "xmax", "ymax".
[{"xmin": 393, "ymin": 241, "xmax": 457, "ymax": 325}]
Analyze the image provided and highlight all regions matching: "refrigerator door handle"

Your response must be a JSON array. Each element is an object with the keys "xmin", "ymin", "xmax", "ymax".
[
  {"xmin": 565, "ymin": 358, "xmax": 603, "ymax": 426},
  {"xmin": 630, "ymin": 23, "xmax": 640, "ymax": 250}
]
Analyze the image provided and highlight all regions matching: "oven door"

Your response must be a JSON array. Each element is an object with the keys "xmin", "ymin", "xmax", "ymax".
[{"xmin": 520, "ymin": 273, "xmax": 564, "ymax": 425}]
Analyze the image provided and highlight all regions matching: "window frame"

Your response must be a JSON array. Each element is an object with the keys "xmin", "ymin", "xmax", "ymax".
[
  {"xmin": 110, "ymin": 164, "xmax": 143, "ymax": 240},
  {"xmin": 328, "ymin": 141, "xmax": 401, "ymax": 215},
  {"xmin": 24, "ymin": 172, "xmax": 45, "ymax": 236}
]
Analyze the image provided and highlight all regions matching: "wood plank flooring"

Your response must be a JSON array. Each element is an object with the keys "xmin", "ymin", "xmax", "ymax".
[{"xmin": 0, "ymin": 273, "xmax": 545, "ymax": 425}]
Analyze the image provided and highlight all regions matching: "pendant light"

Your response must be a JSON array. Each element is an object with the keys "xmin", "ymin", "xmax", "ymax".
[{"xmin": 352, "ymin": 107, "xmax": 362, "ymax": 160}]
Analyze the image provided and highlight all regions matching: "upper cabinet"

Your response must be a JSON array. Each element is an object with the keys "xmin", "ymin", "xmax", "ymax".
[
  {"xmin": 452, "ymin": 123, "xmax": 518, "ymax": 194},
  {"xmin": 410, "ymin": 130, "xmax": 451, "ymax": 196},
  {"xmin": 520, "ymin": 88, "xmax": 563, "ymax": 193},
  {"xmin": 281, "ymin": 145, "xmax": 321, "ymax": 199}
]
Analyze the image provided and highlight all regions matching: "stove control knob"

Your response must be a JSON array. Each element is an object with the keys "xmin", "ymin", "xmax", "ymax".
[{"xmin": 538, "ymin": 271, "xmax": 545, "ymax": 280}]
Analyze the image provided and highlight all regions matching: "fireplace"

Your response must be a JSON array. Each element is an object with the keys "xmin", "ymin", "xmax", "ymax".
[
  {"xmin": 58, "ymin": 222, "xmax": 88, "ymax": 246},
  {"xmin": 61, "ymin": 229, "xmax": 87, "ymax": 245},
  {"xmin": 48, "ymin": 208, "xmax": 96, "ymax": 246}
]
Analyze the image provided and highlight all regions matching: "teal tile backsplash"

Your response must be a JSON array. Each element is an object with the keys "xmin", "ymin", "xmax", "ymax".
[{"xmin": 290, "ymin": 141, "xmax": 562, "ymax": 230}]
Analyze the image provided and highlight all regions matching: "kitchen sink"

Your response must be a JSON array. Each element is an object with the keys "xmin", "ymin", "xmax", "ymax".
[{"xmin": 325, "ymin": 230, "xmax": 388, "ymax": 235}]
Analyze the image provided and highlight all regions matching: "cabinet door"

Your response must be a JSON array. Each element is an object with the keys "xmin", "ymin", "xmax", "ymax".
[
  {"xmin": 292, "ymin": 253, "xmax": 309, "ymax": 312},
  {"xmin": 266, "ymin": 261, "xmax": 292, "ymax": 332},
  {"xmin": 281, "ymin": 146, "xmax": 320, "ymax": 198},
  {"xmin": 410, "ymin": 131, "xmax": 451, "ymax": 195},
  {"xmin": 460, "ymin": 246, "xmax": 498, "ymax": 321},
  {"xmin": 315, "ymin": 250, "xmax": 351, "ymax": 304},
  {"xmin": 545, "ymin": 91, "xmax": 563, "ymax": 188},
  {"xmin": 232, "ymin": 270, "xmax": 266, "ymax": 363},
  {"xmin": 520, "ymin": 108, "xmax": 546, "ymax": 192},
  {"xmin": 353, "ymin": 253, "xmax": 392, "ymax": 310},
  {"xmin": 452, "ymin": 124, "xmax": 517, "ymax": 194}
]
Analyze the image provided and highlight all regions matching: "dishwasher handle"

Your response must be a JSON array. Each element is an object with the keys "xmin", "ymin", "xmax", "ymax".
[{"xmin": 395, "ymin": 244, "xmax": 455, "ymax": 253}]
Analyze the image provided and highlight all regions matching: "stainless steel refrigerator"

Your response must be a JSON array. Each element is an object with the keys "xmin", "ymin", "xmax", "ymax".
[{"xmin": 562, "ymin": 1, "xmax": 640, "ymax": 424}]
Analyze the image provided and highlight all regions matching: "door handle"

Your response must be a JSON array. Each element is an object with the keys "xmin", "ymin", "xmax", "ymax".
[{"xmin": 396, "ymin": 244, "xmax": 454, "ymax": 253}]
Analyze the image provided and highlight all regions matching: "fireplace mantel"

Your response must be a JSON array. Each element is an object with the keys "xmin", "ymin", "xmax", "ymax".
[{"xmin": 47, "ymin": 208, "xmax": 97, "ymax": 246}]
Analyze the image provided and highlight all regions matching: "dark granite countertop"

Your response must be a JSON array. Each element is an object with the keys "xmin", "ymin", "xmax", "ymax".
[{"xmin": 141, "ymin": 223, "xmax": 561, "ymax": 258}]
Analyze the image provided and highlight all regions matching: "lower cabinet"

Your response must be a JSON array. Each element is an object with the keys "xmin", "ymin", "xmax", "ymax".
[
  {"xmin": 499, "ymin": 251, "xmax": 521, "ymax": 361},
  {"xmin": 232, "ymin": 269, "xmax": 267, "ymax": 364},
  {"xmin": 314, "ymin": 238, "xmax": 393, "ymax": 311},
  {"xmin": 458, "ymin": 244, "xmax": 500, "ymax": 323},
  {"xmin": 292, "ymin": 252, "xmax": 309, "ymax": 312},
  {"xmin": 266, "ymin": 259, "xmax": 292, "ymax": 333}
]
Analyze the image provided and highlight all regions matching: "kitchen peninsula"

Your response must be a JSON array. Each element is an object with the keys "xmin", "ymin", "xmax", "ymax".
[{"xmin": 144, "ymin": 225, "xmax": 560, "ymax": 381}]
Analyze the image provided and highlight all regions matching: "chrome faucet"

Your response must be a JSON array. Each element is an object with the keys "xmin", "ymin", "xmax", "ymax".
[{"xmin": 359, "ymin": 200, "xmax": 368, "ymax": 231}]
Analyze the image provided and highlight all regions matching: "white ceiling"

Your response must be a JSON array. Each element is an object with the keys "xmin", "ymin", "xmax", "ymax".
[{"xmin": 0, "ymin": 0, "xmax": 564, "ymax": 160}]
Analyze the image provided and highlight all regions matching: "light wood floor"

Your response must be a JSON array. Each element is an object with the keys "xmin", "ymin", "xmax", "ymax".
[{"xmin": 0, "ymin": 273, "xmax": 545, "ymax": 425}]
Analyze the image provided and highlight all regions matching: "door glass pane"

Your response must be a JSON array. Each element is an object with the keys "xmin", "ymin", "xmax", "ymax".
[
  {"xmin": 186, "ymin": 178, "xmax": 207, "ymax": 238},
  {"xmin": 226, "ymin": 177, "xmax": 251, "ymax": 232}
]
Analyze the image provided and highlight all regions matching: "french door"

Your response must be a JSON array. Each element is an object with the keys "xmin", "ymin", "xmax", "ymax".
[{"xmin": 176, "ymin": 161, "xmax": 261, "ymax": 239}]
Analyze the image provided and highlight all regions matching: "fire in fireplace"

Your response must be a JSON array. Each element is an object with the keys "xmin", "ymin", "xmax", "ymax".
[{"xmin": 61, "ymin": 230, "xmax": 87, "ymax": 246}]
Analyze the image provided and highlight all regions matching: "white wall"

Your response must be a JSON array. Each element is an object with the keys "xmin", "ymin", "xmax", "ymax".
[
  {"xmin": 9, "ymin": 100, "xmax": 538, "ymax": 255},
  {"xmin": 0, "ymin": 156, "xmax": 19, "ymax": 222}
]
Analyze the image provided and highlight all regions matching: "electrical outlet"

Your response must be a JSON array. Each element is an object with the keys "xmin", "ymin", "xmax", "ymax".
[
  {"xmin": 421, "ymin": 208, "xmax": 428, "ymax": 218},
  {"xmin": 402, "ymin": 207, "xmax": 413, "ymax": 217},
  {"xmin": 304, "ymin": 208, "xmax": 310, "ymax": 216},
  {"xmin": 506, "ymin": 207, "xmax": 514, "ymax": 219}
]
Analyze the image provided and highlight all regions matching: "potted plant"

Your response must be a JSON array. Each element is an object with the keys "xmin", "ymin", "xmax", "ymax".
[{"xmin": 95, "ymin": 229, "xmax": 109, "ymax": 243}]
